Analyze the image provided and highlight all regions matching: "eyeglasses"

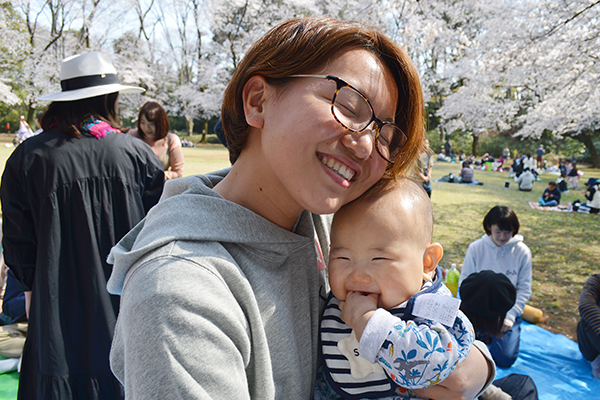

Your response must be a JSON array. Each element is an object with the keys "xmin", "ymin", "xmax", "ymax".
[{"xmin": 288, "ymin": 74, "xmax": 407, "ymax": 163}]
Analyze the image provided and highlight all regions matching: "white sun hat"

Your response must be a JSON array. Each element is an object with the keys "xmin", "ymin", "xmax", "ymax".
[{"xmin": 38, "ymin": 51, "xmax": 145, "ymax": 102}]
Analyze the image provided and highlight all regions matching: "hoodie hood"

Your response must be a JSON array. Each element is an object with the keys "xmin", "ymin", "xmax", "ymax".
[{"xmin": 107, "ymin": 168, "xmax": 324, "ymax": 294}]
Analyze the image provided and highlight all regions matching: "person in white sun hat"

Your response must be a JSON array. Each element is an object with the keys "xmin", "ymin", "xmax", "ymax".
[{"xmin": 0, "ymin": 51, "xmax": 165, "ymax": 400}]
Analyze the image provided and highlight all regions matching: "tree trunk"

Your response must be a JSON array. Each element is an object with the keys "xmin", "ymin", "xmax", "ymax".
[
  {"xmin": 472, "ymin": 134, "xmax": 479, "ymax": 156},
  {"xmin": 26, "ymin": 101, "xmax": 35, "ymax": 126},
  {"xmin": 201, "ymin": 120, "xmax": 208, "ymax": 143},
  {"xmin": 186, "ymin": 116, "xmax": 194, "ymax": 136},
  {"xmin": 572, "ymin": 131, "xmax": 600, "ymax": 168}
]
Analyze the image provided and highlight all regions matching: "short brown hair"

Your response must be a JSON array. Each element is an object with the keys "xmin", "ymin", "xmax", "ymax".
[
  {"xmin": 221, "ymin": 17, "xmax": 424, "ymax": 178},
  {"xmin": 137, "ymin": 101, "xmax": 170, "ymax": 140}
]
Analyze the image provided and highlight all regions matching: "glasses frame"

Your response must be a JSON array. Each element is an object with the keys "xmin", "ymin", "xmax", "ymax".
[{"xmin": 288, "ymin": 74, "xmax": 405, "ymax": 163}]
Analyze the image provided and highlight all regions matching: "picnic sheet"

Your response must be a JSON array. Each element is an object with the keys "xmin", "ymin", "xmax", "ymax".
[
  {"xmin": 528, "ymin": 201, "xmax": 574, "ymax": 212},
  {"xmin": 434, "ymin": 178, "xmax": 482, "ymax": 185},
  {"xmin": 495, "ymin": 321, "xmax": 600, "ymax": 400},
  {"xmin": 1, "ymin": 322, "xmax": 598, "ymax": 399}
]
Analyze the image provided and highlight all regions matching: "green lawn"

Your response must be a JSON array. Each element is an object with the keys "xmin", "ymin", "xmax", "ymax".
[{"xmin": 429, "ymin": 161, "xmax": 600, "ymax": 340}]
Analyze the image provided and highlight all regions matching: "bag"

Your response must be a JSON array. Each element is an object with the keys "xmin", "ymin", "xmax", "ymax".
[
  {"xmin": 558, "ymin": 179, "xmax": 567, "ymax": 192},
  {"xmin": 0, "ymin": 322, "xmax": 27, "ymax": 358},
  {"xmin": 492, "ymin": 373, "xmax": 538, "ymax": 400}
]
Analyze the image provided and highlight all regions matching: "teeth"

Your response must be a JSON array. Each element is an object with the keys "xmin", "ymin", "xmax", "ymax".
[{"xmin": 320, "ymin": 156, "xmax": 355, "ymax": 181}]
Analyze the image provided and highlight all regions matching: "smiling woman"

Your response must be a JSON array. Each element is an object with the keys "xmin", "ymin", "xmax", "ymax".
[
  {"xmin": 106, "ymin": 16, "xmax": 492, "ymax": 399},
  {"xmin": 128, "ymin": 101, "xmax": 185, "ymax": 180},
  {"xmin": 459, "ymin": 205, "xmax": 533, "ymax": 369}
]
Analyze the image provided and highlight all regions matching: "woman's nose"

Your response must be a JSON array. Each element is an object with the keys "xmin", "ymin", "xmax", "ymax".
[{"xmin": 340, "ymin": 127, "xmax": 376, "ymax": 160}]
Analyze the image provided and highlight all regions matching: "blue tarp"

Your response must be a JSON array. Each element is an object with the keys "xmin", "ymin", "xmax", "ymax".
[
  {"xmin": 495, "ymin": 322, "xmax": 600, "ymax": 400},
  {"xmin": 2, "ymin": 322, "xmax": 599, "ymax": 400}
]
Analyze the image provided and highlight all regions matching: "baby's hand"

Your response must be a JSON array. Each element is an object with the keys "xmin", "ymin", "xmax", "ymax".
[{"xmin": 339, "ymin": 291, "xmax": 378, "ymax": 340}]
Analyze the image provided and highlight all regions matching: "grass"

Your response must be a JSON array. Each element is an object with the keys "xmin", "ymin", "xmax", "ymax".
[
  {"xmin": 429, "ymin": 161, "xmax": 600, "ymax": 340},
  {"xmin": 1, "ymin": 133, "xmax": 597, "ymax": 341}
]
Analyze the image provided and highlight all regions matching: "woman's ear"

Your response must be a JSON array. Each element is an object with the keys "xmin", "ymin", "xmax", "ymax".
[
  {"xmin": 423, "ymin": 242, "xmax": 443, "ymax": 280},
  {"xmin": 242, "ymin": 75, "xmax": 269, "ymax": 129}
]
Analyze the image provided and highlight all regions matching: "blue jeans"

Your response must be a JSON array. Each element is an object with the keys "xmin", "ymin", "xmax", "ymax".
[
  {"xmin": 538, "ymin": 197, "xmax": 558, "ymax": 206},
  {"xmin": 489, "ymin": 316, "xmax": 522, "ymax": 368}
]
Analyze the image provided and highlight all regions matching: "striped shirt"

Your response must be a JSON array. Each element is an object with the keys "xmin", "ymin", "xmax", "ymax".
[
  {"xmin": 321, "ymin": 267, "xmax": 474, "ymax": 399},
  {"xmin": 579, "ymin": 274, "xmax": 600, "ymax": 337}
]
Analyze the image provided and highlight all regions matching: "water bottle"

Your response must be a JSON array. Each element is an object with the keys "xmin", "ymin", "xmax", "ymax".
[{"xmin": 446, "ymin": 263, "xmax": 460, "ymax": 297}]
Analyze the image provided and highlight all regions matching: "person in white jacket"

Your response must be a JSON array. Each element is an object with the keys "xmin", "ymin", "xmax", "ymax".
[
  {"xmin": 523, "ymin": 153, "xmax": 537, "ymax": 173},
  {"xmin": 459, "ymin": 206, "xmax": 532, "ymax": 368},
  {"xmin": 515, "ymin": 167, "xmax": 535, "ymax": 191}
]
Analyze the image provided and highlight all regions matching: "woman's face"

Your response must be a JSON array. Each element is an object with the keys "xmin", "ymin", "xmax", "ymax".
[
  {"xmin": 254, "ymin": 49, "xmax": 397, "ymax": 216},
  {"xmin": 489, "ymin": 224, "xmax": 514, "ymax": 247},
  {"xmin": 139, "ymin": 115, "xmax": 157, "ymax": 141}
]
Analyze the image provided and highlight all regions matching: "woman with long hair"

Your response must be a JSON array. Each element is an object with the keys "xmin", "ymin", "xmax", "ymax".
[
  {"xmin": 128, "ymin": 101, "xmax": 184, "ymax": 180},
  {"xmin": 1, "ymin": 51, "xmax": 164, "ymax": 399}
]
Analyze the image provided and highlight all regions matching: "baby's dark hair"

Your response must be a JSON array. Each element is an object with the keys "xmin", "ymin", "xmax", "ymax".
[{"xmin": 483, "ymin": 206, "xmax": 519, "ymax": 235}]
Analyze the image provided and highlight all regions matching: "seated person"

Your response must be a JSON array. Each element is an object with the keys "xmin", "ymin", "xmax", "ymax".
[
  {"xmin": 538, "ymin": 181, "xmax": 561, "ymax": 207},
  {"xmin": 460, "ymin": 270, "xmax": 517, "ymax": 399},
  {"xmin": 516, "ymin": 167, "xmax": 535, "ymax": 191},
  {"xmin": 459, "ymin": 161, "xmax": 474, "ymax": 183},
  {"xmin": 573, "ymin": 178, "xmax": 600, "ymax": 214},
  {"xmin": 493, "ymin": 157, "xmax": 505, "ymax": 171},
  {"xmin": 459, "ymin": 206, "xmax": 532, "ymax": 368},
  {"xmin": 577, "ymin": 273, "xmax": 600, "ymax": 378},
  {"xmin": 437, "ymin": 149, "xmax": 448, "ymax": 161},
  {"xmin": 321, "ymin": 178, "xmax": 477, "ymax": 399},
  {"xmin": 511, "ymin": 157, "xmax": 524, "ymax": 178}
]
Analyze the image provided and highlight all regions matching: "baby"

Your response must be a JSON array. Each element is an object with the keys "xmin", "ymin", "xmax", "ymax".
[{"xmin": 320, "ymin": 178, "xmax": 474, "ymax": 399}]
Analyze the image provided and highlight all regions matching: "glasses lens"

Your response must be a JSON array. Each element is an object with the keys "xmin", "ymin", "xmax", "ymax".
[
  {"xmin": 332, "ymin": 86, "xmax": 372, "ymax": 131},
  {"xmin": 377, "ymin": 124, "xmax": 407, "ymax": 162}
]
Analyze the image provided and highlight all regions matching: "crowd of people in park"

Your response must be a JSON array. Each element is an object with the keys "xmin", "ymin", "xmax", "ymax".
[
  {"xmin": 428, "ymin": 137, "xmax": 598, "ymax": 215},
  {"xmin": 0, "ymin": 15, "xmax": 598, "ymax": 400}
]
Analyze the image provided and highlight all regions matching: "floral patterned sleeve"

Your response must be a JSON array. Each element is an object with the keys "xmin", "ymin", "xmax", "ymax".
[{"xmin": 359, "ymin": 307, "xmax": 475, "ymax": 389}]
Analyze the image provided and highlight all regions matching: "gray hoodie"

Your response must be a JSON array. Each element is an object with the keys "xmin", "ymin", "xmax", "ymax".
[
  {"xmin": 107, "ymin": 169, "xmax": 331, "ymax": 399},
  {"xmin": 459, "ymin": 234, "xmax": 532, "ymax": 325}
]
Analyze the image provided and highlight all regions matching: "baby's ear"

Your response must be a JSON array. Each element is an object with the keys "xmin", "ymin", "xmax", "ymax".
[{"xmin": 423, "ymin": 243, "xmax": 443, "ymax": 280}]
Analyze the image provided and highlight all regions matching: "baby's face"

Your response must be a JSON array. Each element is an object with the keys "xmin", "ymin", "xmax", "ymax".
[{"xmin": 328, "ymin": 197, "xmax": 428, "ymax": 310}]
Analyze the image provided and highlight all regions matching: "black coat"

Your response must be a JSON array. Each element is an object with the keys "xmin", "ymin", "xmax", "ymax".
[{"xmin": 1, "ymin": 127, "xmax": 164, "ymax": 399}]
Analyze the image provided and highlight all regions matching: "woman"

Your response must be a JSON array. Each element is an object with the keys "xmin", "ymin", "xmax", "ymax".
[
  {"xmin": 107, "ymin": 17, "xmax": 492, "ymax": 399},
  {"xmin": 459, "ymin": 160, "xmax": 474, "ymax": 183},
  {"xmin": 567, "ymin": 161, "xmax": 580, "ymax": 189},
  {"xmin": 459, "ymin": 206, "xmax": 532, "ymax": 368},
  {"xmin": 128, "ymin": 101, "xmax": 184, "ymax": 180},
  {"xmin": 1, "ymin": 51, "xmax": 165, "ymax": 399},
  {"xmin": 573, "ymin": 178, "xmax": 600, "ymax": 214}
]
